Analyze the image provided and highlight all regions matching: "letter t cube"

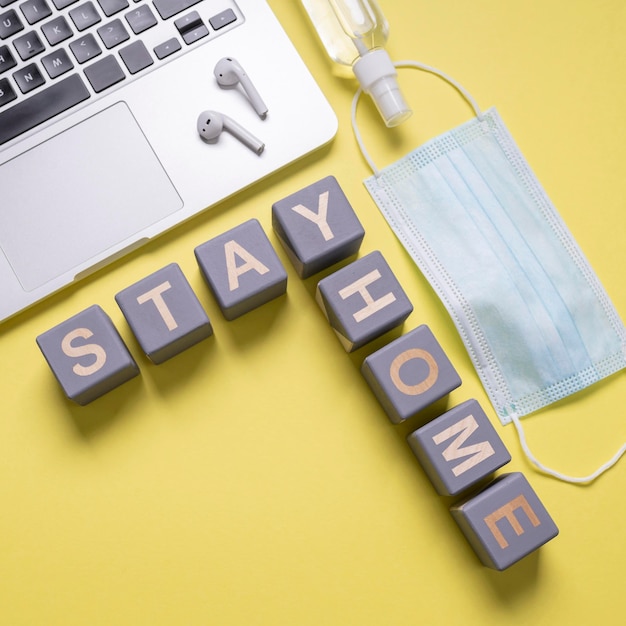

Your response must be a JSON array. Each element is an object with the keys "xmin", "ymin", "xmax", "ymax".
[{"xmin": 115, "ymin": 263, "xmax": 213, "ymax": 364}]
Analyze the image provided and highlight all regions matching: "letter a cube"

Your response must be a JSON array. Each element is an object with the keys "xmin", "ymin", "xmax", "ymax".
[
  {"xmin": 407, "ymin": 399, "xmax": 511, "ymax": 495},
  {"xmin": 361, "ymin": 324, "xmax": 461, "ymax": 423},
  {"xmin": 316, "ymin": 251, "xmax": 413, "ymax": 352},
  {"xmin": 194, "ymin": 219, "xmax": 288, "ymax": 321},
  {"xmin": 451, "ymin": 472, "xmax": 559, "ymax": 570},
  {"xmin": 272, "ymin": 175, "xmax": 365, "ymax": 278},
  {"xmin": 115, "ymin": 263, "xmax": 213, "ymax": 364},
  {"xmin": 36, "ymin": 304, "xmax": 139, "ymax": 405}
]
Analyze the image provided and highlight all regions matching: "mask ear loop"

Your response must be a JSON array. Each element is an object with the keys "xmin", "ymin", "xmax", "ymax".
[
  {"xmin": 511, "ymin": 414, "xmax": 626, "ymax": 484},
  {"xmin": 351, "ymin": 60, "xmax": 484, "ymax": 177}
]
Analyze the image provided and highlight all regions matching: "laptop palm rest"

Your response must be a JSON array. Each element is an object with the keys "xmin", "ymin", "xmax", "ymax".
[{"xmin": 0, "ymin": 102, "xmax": 182, "ymax": 292}]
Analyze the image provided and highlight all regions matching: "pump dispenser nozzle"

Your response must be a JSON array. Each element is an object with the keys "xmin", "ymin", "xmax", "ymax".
[{"xmin": 301, "ymin": 0, "xmax": 412, "ymax": 127}]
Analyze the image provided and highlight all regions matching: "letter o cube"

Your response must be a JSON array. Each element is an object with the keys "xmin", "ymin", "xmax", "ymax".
[
  {"xmin": 316, "ymin": 251, "xmax": 413, "ymax": 352},
  {"xmin": 194, "ymin": 219, "xmax": 287, "ymax": 321},
  {"xmin": 407, "ymin": 399, "xmax": 511, "ymax": 496},
  {"xmin": 272, "ymin": 175, "xmax": 365, "ymax": 278},
  {"xmin": 451, "ymin": 472, "xmax": 559, "ymax": 570},
  {"xmin": 361, "ymin": 324, "xmax": 461, "ymax": 423},
  {"xmin": 36, "ymin": 304, "xmax": 139, "ymax": 405}
]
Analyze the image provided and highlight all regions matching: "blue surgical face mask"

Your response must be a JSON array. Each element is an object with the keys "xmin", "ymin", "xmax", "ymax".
[{"xmin": 352, "ymin": 62, "xmax": 626, "ymax": 483}]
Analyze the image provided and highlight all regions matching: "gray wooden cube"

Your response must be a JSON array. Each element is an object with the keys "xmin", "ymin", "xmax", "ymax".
[
  {"xmin": 451, "ymin": 472, "xmax": 559, "ymax": 571},
  {"xmin": 36, "ymin": 304, "xmax": 139, "ymax": 405},
  {"xmin": 407, "ymin": 399, "xmax": 511, "ymax": 495},
  {"xmin": 194, "ymin": 219, "xmax": 287, "ymax": 321},
  {"xmin": 115, "ymin": 263, "xmax": 213, "ymax": 364},
  {"xmin": 361, "ymin": 324, "xmax": 461, "ymax": 423},
  {"xmin": 271, "ymin": 175, "xmax": 365, "ymax": 278},
  {"xmin": 316, "ymin": 251, "xmax": 413, "ymax": 352}
]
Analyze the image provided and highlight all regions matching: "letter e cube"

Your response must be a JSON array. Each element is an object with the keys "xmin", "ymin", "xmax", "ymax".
[
  {"xmin": 272, "ymin": 175, "xmax": 365, "ymax": 278},
  {"xmin": 451, "ymin": 472, "xmax": 559, "ymax": 570},
  {"xmin": 36, "ymin": 305, "xmax": 139, "ymax": 405},
  {"xmin": 407, "ymin": 399, "xmax": 511, "ymax": 495},
  {"xmin": 361, "ymin": 324, "xmax": 461, "ymax": 423}
]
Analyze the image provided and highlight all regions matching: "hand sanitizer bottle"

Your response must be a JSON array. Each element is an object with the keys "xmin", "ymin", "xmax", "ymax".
[{"xmin": 300, "ymin": 0, "xmax": 412, "ymax": 127}]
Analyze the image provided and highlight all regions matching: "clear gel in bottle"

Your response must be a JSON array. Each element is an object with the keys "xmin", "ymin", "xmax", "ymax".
[{"xmin": 300, "ymin": 0, "xmax": 412, "ymax": 127}]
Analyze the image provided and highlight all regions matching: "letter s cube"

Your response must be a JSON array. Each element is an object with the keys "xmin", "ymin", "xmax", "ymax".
[{"xmin": 36, "ymin": 304, "xmax": 139, "ymax": 405}]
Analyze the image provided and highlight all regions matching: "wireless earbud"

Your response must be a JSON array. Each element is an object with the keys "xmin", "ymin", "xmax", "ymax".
[
  {"xmin": 214, "ymin": 57, "xmax": 268, "ymax": 119},
  {"xmin": 196, "ymin": 110, "xmax": 265, "ymax": 155}
]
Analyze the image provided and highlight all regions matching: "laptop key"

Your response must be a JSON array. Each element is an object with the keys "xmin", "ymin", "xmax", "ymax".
[
  {"xmin": 70, "ymin": 33, "xmax": 101, "ymax": 63},
  {"xmin": 42, "ymin": 47, "xmax": 74, "ymax": 77},
  {"xmin": 0, "ymin": 76, "xmax": 17, "ymax": 106},
  {"xmin": 0, "ymin": 44, "xmax": 17, "ymax": 72},
  {"xmin": 0, "ymin": 72, "xmax": 90, "ymax": 145},
  {"xmin": 97, "ymin": 18, "xmax": 130, "ymax": 49},
  {"xmin": 152, "ymin": 0, "xmax": 201, "ymax": 21},
  {"xmin": 20, "ymin": 0, "xmax": 53, "ymax": 25},
  {"xmin": 69, "ymin": 1, "xmax": 101, "ymax": 31},
  {"xmin": 13, "ymin": 61, "xmax": 44, "ymax": 92},
  {"xmin": 51, "ymin": 0, "xmax": 78, "ymax": 8},
  {"xmin": 124, "ymin": 4, "xmax": 156, "ymax": 34},
  {"xmin": 13, "ymin": 30, "xmax": 45, "ymax": 60},
  {"xmin": 119, "ymin": 39, "xmax": 152, "ymax": 74},
  {"xmin": 97, "ymin": 0, "xmax": 128, "ymax": 17},
  {"xmin": 83, "ymin": 53, "xmax": 125, "ymax": 92},
  {"xmin": 153, "ymin": 37, "xmax": 180, "ymax": 60},
  {"xmin": 41, "ymin": 15, "xmax": 73, "ymax": 45},
  {"xmin": 0, "ymin": 9, "xmax": 24, "ymax": 38},
  {"xmin": 209, "ymin": 8, "xmax": 236, "ymax": 31}
]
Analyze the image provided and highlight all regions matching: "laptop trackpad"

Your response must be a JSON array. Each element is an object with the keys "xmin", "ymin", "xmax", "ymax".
[{"xmin": 0, "ymin": 102, "xmax": 183, "ymax": 292}]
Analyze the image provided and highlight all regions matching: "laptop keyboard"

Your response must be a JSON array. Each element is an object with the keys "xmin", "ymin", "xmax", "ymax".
[{"xmin": 0, "ymin": 0, "xmax": 243, "ymax": 146}]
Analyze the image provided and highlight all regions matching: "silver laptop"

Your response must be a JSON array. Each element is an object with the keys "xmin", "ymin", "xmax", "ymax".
[{"xmin": 0, "ymin": 0, "xmax": 337, "ymax": 323}]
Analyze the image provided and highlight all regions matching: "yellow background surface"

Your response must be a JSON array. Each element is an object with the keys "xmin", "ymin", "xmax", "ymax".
[{"xmin": 1, "ymin": 1, "xmax": 625, "ymax": 624}]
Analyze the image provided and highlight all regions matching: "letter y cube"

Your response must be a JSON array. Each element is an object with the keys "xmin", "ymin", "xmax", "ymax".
[{"xmin": 272, "ymin": 175, "xmax": 365, "ymax": 278}]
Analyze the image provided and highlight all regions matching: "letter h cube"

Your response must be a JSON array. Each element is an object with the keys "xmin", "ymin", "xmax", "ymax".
[{"xmin": 316, "ymin": 250, "xmax": 413, "ymax": 352}]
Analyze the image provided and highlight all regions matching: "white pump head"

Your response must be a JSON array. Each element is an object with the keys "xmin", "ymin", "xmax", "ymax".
[
  {"xmin": 196, "ymin": 110, "xmax": 265, "ymax": 155},
  {"xmin": 213, "ymin": 57, "xmax": 269, "ymax": 119},
  {"xmin": 353, "ymin": 49, "xmax": 412, "ymax": 127}
]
